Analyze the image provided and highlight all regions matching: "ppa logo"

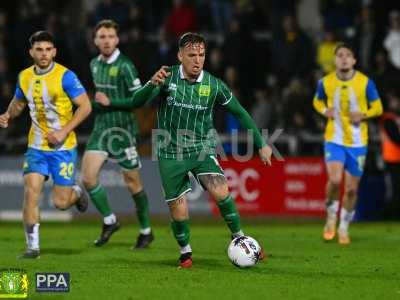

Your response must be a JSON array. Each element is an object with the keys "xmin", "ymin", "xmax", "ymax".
[{"xmin": 36, "ymin": 273, "xmax": 70, "ymax": 292}]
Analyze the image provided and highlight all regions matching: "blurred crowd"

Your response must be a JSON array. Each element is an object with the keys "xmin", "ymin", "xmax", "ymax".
[{"xmin": 1, "ymin": 0, "xmax": 400, "ymax": 156}]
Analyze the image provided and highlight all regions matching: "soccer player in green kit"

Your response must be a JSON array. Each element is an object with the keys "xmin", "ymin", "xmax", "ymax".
[
  {"xmin": 81, "ymin": 20, "xmax": 154, "ymax": 249},
  {"xmin": 128, "ymin": 33, "xmax": 272, "ymax": 268}
]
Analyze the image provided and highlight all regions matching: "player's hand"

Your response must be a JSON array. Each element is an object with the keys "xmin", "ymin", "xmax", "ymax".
[
  {"xmin": 350, "ymin": 111, "xmax": 365, "ymax": 124},
  {"xmin": 0, "ymin": 112, "xmax": 10, "ymax": 128},
  {"xmin": 259, "ymin": 145, "xmax": 272, "ymax": 166},
  {"xmin": 47, "ymin": 129, "xmax": 67, "ymax": 146},
  {"xmin": 95, "ymin": 92, "xmax": 110, "ymax": 106},
  {"xmin": 324, "ymin": 108, "xmax": 335, "ymax": 118},
  {"xmin": 151, "ymin": 66, "xmax": 171, "ymax": 86}
]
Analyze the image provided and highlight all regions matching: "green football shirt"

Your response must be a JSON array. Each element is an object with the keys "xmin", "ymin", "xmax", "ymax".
[
  {"xmin": 90, "ymin": 49, "xmax": 142, "ymax": 135},
  {"xmin": 130, "ymin": 65, "xmax": 263, "ymax": 159}
]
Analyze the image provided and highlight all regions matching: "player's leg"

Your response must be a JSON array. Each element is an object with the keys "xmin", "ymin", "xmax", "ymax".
[
  {"xmin": 194, "ymin": 155, "xmax": 243, "ymax": 237},
  {"xmin": 49, "ymin": 149, "xmax": 88, "ymax": 212},
  {"xmin": 195, "ymin": 155, "xmax": 265, "ymax": 260},
  {"xmin": 337, "ymin": 171, "xmax": 360, "ymax": 244},
  {"xmin": 168, "ymin": 195, "xmax": 192, "ymax": 268},
  {"xmin": 159, "ymin": 158, "xmax": 192, "ymax": 267},
  {"xmin": 337, "ymin": 146, "xmax": 366, "ymax": 244},
  {"xmin": 81, "ymin": 151, "xmax": 119, "ymax": 246},
  {"xmin": 21, "ymin": 173, "xmax": 45, "ymax": 258},
  {"xmin": 197, "ymin": 174, "xmax": 243, "ymax": 238},
  {"xmin": 323, "ymin": 142, "xmax": 345, "ymax": 241},
  {"xmin": 121, "ymin": 169, "xmax": 154, "ymax": 249},
  {"xmin": 20, "ymin": 148, "xmax": 50, "ymax": 258}
]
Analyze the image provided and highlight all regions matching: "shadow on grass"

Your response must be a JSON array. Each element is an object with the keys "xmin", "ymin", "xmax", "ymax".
[{"xmin": 41, "ymin": 248, "xmax": 83, "ymax": 255}]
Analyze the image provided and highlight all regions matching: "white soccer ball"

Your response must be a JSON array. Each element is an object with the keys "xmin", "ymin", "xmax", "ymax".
[{"xmin": 228, "ymin": 236, "xmax": 262, "ymax": 268}]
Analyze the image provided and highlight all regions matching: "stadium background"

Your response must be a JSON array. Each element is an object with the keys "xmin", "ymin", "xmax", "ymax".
[{"xmin": 0, "ymin": 0, "xmax": 400, "ymax": 221}]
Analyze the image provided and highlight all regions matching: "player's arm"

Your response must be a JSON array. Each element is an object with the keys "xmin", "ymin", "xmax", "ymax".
[
  {"xmin": 0, "ymin": 97, "xmax": 27, "ymax": 128},
  {"xmin": 95, "ymin": 62, "xmax": 143, "ymax": 109},
  {"xmin": 220, "ymin": 82, "xmax": 271, "ymax": 165},
  {"xmin": 0, "ymin": 78, "xmax": 28, "ymax": 128},
  {"xmin": 313, "ymin": 79, "xmax": 334, "ymax": 118},
  {"xmin": 47, "ymin": 71, "xmax": 92, "ymax": 145},
  {"xmin": 96, "ymin": 66, "xmax": 169, "ymax": 108},
  {"xmin": 350, "ymin": 79, "xmax": 383, "ymax": 123}
]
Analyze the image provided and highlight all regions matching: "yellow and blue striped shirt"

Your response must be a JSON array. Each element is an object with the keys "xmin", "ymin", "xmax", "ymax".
[
  {"xmin": 15, "ymin": 62, "xmax": 86, "ymax": 151},
  {"xmin": 313, "ymin": 71, "xmax": 383, "ymax": 147}
]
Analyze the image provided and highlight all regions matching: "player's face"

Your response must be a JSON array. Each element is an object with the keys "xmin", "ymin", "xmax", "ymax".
[
  {"xmin": 178, "ymin": 43, "xmax": 206, "ymax": 79},
  {"xmin": 29, "ymin": 41, "xmax": 56, "ymax": 69},
  {"xmin": 335, "ymin": 48, "xmax": 356, "ymax": 72},
  {"xmin": 94, "ymin": 27, "xmax": 119, "ymax": 57}
]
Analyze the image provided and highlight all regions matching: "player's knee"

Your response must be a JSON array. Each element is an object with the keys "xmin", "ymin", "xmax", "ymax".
[
  {"xmin": 52, "ymin": 194, "xmax": 70, "ymax": 211},
  {"xmin": 168, "ymin": 199, "xmax": 188, "ymax": 220},
  {"xmin": 345, "ymin": 186, "xmax": 357, "ymax": 199},
  {"xmin": 213, "ymin": 185, "xmax": 230, "ymax": 201},
  {"xmin": 123, "ymin": 172, "xmax": 142, "ymax": 193},
  {"xmin": 81, "ymin": 175, "xmax": 97, "ymax": 190},
  {"xmin": 329, "ymin": 177, "xmax": 342, "ymax": 188}
]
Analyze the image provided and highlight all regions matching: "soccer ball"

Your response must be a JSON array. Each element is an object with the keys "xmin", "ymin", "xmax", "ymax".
[{"xmin": 228, "ymin": 236, "xmax": 262, "ymax": 268}]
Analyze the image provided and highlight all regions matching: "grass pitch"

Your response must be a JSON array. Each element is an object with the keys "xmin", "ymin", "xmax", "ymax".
[{"xmin": 0, "ymin": 220, "xmax": 399, "ymax": 300}]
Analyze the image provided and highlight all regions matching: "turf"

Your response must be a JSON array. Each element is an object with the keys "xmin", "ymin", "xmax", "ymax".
[{"xmin": 0, "ymin": 221, "xmax": 399, "ymax": 300}]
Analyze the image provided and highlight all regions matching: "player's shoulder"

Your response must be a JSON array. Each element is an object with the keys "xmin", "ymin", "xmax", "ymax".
[
  {"xmin": 90, "ymin": 56, "xmax": 101, "ymax": 66},
  {"xmin": 19, "ymin": 65, "xmax": 35, "ymax": 78},
  {"xmin": 354, "ymin": 70, "xmax": 370, "ymax": 82},
  {"xmin": 321, "ymin": 72, "xmax": 336, "ymax": 83},
  {"xmin": 199, "ymin": 69, "xmax": 221, "ymax": 85},
  {"xmin": 118, "ymin": 53, "xmax": 134, "ymax": 64}
]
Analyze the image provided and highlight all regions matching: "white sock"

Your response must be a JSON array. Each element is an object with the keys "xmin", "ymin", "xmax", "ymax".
[
  {"xmin": 139, "ymin": 227, "xmax": 151, "ymax": 235},
  {"xmin": 339, "ymin": 208, "xmax": 355, "ymax": 232},
  {"xmin": 180, "ymin": 244, "xmax": 192, "ymax": 254},
  {"xmin": 24, "ymin": 223, "xmax": 40, "ymax": 250},
  {"xmin": 326, "ymin": 200, "xmax": 339, "ymax": 219},
  {"xmin": 72, "ymin": 185, "xmax": 82, "ymax": 198},
  {"xmin": 232, "ymin": 230, "xmax": 244, "ymax": 238},
  {"xmin": 103, "ymin": 214, "xmax": 117, "ymax": 225}
]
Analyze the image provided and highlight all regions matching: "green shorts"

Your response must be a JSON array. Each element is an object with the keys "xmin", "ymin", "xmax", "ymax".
[
  {"xmin": 158, "ymin": 154, "xmax": 225, "ymax": 202},
  {"xmin": 85, "ymin": 129, "xmax": 141, "ymax": 171}
]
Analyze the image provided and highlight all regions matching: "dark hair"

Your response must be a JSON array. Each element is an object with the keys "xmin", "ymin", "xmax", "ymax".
[
  {"xmin": 334, "ymin": 43, "xmax": 356, "ymax": 57},
  {"xmin": 29, "ymin": 31, "xmax": 54, "ymax": 47},
  {"xmin": 178, "ymin": 32, "xmax": 206, "ymax": 49},
  {"xmin": 94, "ymin": 19, "xmax": 119, "ymax": 35}
]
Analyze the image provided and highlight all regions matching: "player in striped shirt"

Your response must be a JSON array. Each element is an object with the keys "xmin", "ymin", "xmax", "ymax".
[
  {"xmin": 127, "ymin": 32, "xmax": 272, "ymax": 267},
  {"xmin": 81, "ymin": 20, "xmax": 154, "ymax": 249},
  {"xmin": 313, "ymin": 43, "xmax": 383, "ymax": 244},
  {"xmin": 0, "ymin": 31, "xmax": 91, "ymax": 258}
]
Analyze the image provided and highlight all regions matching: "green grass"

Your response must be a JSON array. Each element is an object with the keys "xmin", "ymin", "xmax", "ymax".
[{"xmin": 0, "ymin": 221, "xmax": 399, "ymax": 300}]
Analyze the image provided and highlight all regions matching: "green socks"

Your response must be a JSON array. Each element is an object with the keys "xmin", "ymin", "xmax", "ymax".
[
  {"xmin": 132, "ymin": 190, "xmax": 151, "ymax": 229},
  {"xmin": 217, "ymin": 195, "xmax": 242, "ymax": 234},
  {"xmin": 171, "ymin": 220, "xmax": 190, "ymax": 247},
  {"xmin": 88, "ymin": 184, "xmax": 112, "ymax": 217}
]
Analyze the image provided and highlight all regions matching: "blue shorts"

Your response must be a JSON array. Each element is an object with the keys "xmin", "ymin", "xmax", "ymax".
[
  {"xmin": 324, "ymin": 142, "xmax": 367, "ymax": 177},
  {"xmin": 23, "ymin": 148, "xmax": 77, "ymax": 186}
]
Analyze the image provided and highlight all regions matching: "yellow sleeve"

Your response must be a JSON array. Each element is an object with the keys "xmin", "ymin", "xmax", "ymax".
[
  {"xmin": 313, "ymin": 97, "xmax": 327, "ymax": 116},
  {"xmin": 365, "ymin": 99, "xmax": 383, "ymax": 119}
]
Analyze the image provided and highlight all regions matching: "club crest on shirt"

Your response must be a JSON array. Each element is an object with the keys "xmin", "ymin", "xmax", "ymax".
[
  {"xmin": 109, "ymin": 66, "xmax": 119, "ymax": 76},
  {"xmin": 198, "ymin": 85, "xmax": 211, "ymax": 97},
  {"xmin": 168, "ymin": 83, "xmax": 177, "ymax": 91}
]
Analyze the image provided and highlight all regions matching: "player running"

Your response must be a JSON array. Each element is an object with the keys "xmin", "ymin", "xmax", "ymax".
[
  {"xmin": 81, "ymin": 20, "xmax": 154, "ymax": 248},
  {"xmin": 0, "ymin": 31, "xmax": 92, "ymax": 258},
  {"xmin": 313, "ymin": 43, "xmax": 383, "ymax": 244},
  {"xmin": 126, "ymin": 32, "xmax": 272, "ymax": 267}
]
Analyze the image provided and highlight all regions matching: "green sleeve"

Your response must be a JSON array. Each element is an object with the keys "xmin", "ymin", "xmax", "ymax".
[
  {"xmin": 129, "ymin": 81, "xmax": 162, "ymax": 107},
  {"xmin": 109, "ymin": 97, "xmax": 139, "ymax": 109},
  {"xmin": 91, "ymin": 99, "xmax": 107, "ymax": 112},
  {"xmin": 224, "ymin": 96, "xmax": 267, "ymax": 149}
]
